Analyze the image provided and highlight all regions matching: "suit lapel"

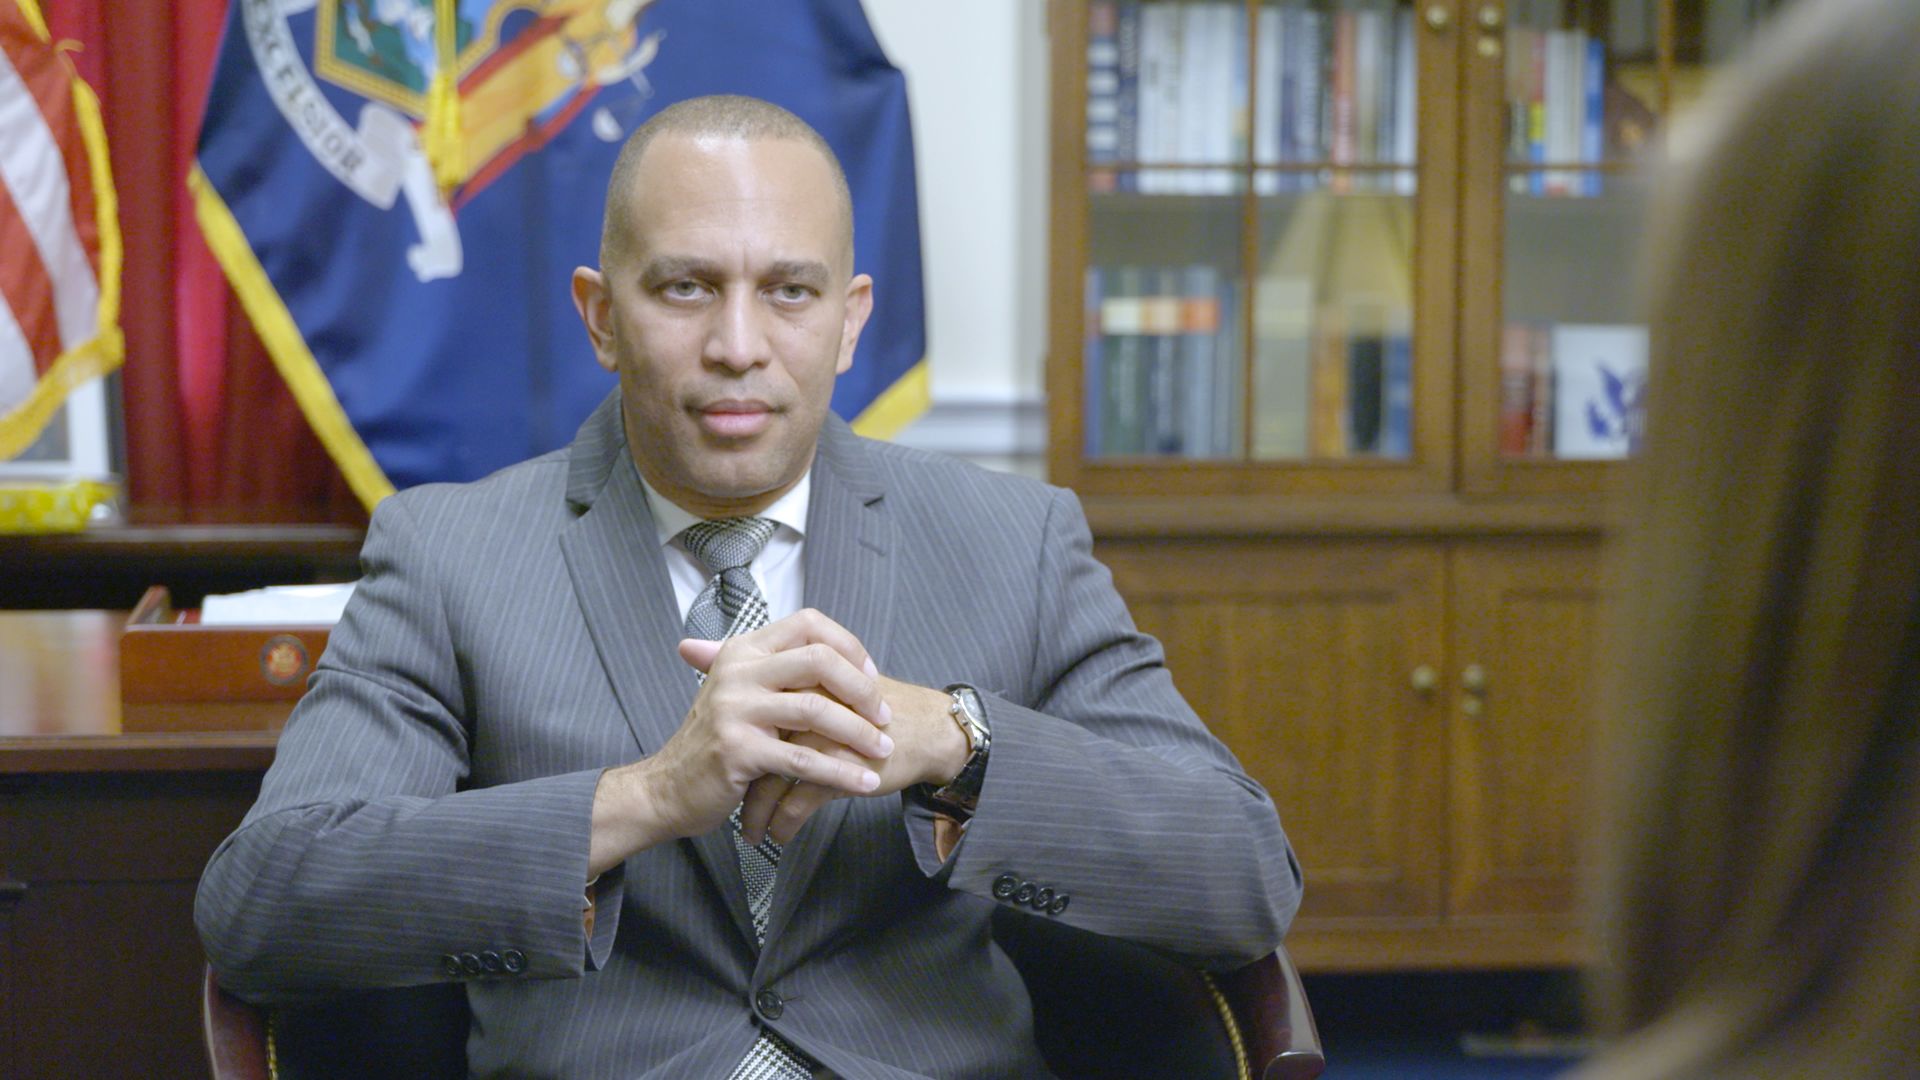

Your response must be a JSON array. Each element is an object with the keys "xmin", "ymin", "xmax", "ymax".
[
  {"xmin": 558, "ymin": 395, "xmax": 754, "ymax": 939},
  {"xmin": 762, "ymin": 418, "xmax": 897, "ymax": 952}
]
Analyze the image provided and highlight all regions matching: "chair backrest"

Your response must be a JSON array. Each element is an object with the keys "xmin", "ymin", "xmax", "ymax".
[
  {"xmin": 205, "ymin": 921, "xmax": 1323, "ymax": 1080},
  {"xmin": 989, "ymin": 907, "xmax": 1324, "ymax": 1080},
  {"xmin": 202, "ymin": 969, "xmax": 467, "ymax": 1080}
]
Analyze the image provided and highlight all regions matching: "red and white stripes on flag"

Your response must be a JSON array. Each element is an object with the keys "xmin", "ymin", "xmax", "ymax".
[{"xmin": 0, "ymin": 0, "xmax": 119, "ymax": 460}]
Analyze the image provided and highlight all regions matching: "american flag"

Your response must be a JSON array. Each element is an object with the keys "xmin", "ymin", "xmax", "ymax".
[{"xmin": 0, "ymin": 0, "xmax": 120, "ymax": 461}]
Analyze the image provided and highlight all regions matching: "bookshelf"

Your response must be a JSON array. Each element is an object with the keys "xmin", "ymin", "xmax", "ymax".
[{"xmin": 1048, "ymin": 0, "xmax": 1779, "ymax": 971}]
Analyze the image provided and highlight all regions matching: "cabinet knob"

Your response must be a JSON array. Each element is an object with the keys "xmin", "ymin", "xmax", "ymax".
[
  {"xmin": 1461, "ymin": 696, "xmax": 1485, "ymax": 717},
  {"xmin": 1476, "ymin": 4, "xmax": 1504, "ymax": 31},
  {"xmin": 1423, "ymin": 5, "xmax": 1451, "ymax": 32},
  {"xmin": 1461, "ymin": 664, "xmax": 1489, "ymax": 694},
  {"xmin": 1410, "ymin": 665, "xmax": 1439, "ymax": 694}
]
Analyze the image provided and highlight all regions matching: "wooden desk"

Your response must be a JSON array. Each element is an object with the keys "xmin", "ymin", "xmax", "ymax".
[{"xmin": 0, "ymin": 611, "xmax": 274, "ymax": 1076}]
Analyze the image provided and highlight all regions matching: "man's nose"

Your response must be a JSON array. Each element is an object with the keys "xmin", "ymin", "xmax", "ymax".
[{"xmin": 703, "ymin": 289, "xmax": 772, "ymax": 371}]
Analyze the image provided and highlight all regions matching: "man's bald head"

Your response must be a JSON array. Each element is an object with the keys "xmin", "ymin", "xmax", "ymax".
[{"xmin": 598, "ymin": 95, "xmax": 855, "ymax": 273}]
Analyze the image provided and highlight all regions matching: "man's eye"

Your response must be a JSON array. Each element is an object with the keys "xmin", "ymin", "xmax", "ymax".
[
  {"xmin": 663, "ymin": 280, "xmax": 705, "ymax": 300},
  {"xmin": 772, "ymin": 284, "xmax": 811, "ymax": 302}
]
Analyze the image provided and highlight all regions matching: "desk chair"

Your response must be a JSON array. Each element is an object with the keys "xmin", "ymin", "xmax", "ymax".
[{"xmin": 205, "ymin": 913, "xmax": 1324, "ymax": 1080}]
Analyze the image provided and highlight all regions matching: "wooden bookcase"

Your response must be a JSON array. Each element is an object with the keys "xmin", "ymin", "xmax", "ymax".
[{"xmin": 1047, "ymin": 0, "xmax": 1775, "ymax": 970}]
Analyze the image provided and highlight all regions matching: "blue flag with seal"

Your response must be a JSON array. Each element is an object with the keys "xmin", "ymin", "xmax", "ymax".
[{"xmin": 193, "ymin": 0, "xmax": 926, "ymax": 507}]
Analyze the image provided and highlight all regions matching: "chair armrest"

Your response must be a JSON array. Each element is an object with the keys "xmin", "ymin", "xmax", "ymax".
[
  {"xmin": 203, "ymin": 965, "xmax": 271, "ymax": 1080},
  {"xmin": 1218, "ymin": 946, "xmax": 1325, "ymax": 1080}
]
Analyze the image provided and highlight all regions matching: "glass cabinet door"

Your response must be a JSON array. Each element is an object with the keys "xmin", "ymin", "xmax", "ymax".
[
  {"xmin": 1458, "ymin": 0, "xmax": 1787, "ymax": 494},
  {"xmin": 1057, "ymin": 0, "xmax": 1459, "ymax": 497}
]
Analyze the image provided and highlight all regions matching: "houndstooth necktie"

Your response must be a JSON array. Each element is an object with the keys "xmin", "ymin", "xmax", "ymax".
[{"xmin": 680, "ymin": 517, "xmax": 815, "ymax": 1080}]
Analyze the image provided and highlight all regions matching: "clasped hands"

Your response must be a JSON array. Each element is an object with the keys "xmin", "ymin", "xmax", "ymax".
[{"xmin": 589, "ymin": 610, "xmax": 965, "ymax": 876}]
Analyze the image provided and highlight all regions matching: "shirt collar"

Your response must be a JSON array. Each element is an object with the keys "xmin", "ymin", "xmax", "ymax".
[{"xmin": 638, "ymin": 469, "xmax": 811, "ymax": 548}]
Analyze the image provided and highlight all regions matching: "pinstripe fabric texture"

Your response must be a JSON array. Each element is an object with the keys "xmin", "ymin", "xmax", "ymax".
[{"xmin": 196, "ymin": 391, "xmax": 1304, "ymax": 1080}]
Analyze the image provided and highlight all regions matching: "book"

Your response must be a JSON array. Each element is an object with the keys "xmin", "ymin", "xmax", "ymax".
[
  {"xmin": 1084, "ymin": 265, "xmax": 1105, "ymax": 457},
  {"xmin": 1551, "ymin": 323, "xmax": 1648, "ymax": 459},
  {"xmin": 1347, "ymin": 334, "xmax": 1385, "ymax": 453},
  {"xmin": 1497, "ymin": 321, "xmax": 1537, "ymax": 456},
  {"xmin": 1392, "ymin": 6, "xmax": 1417, "ymax": 195},
  {"xmin": 1309, "ymin": 303, "xmax": 1350, "ymax": 458},
  {"xmin": 1180, "ymin": 264, "xmax": 1222, "ymax": 458},
  {"xmin": 1101, "ymin": 265, "xmax": 1148, "ymax": 454},
  {"xmin": 1142, "ymin": 267, "xmax": 1186, "ymax": 454},
  {"xmin": 1253, "ymin": 6, "xmax": 1280, "ymax": 195},
  {"xmin": 1087, "ymin": 1, "xmax": 1120, "ymax": 193},
  {"xmin": 1378, "ymin": 326, "xmax": 1413, "ymax": 458},
  {"xmin": 1116, "ymin": 2, "xmax": 1141, "ymax": 192},
  {"xmin": 1253, "ymin": 276, "xmax": 1313, "ymax": 459},
  {"xmin": 1582, "ymin": 34, "xmax": 1605, "ymax": 196},
  {"xmin": 1214, "ymin": 274, "xmax": 1244, "ymax": 458}
]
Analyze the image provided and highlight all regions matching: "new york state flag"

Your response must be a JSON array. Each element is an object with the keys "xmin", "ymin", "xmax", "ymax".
[{"xmin": 194, "ymin": 0, "xmax": 927, "ymax": 506}]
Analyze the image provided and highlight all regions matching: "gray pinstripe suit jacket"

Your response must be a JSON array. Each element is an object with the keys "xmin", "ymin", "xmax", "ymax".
[{"xmin": 197, "ymin": 392, "xmax": 1302, "ymax": 1079}]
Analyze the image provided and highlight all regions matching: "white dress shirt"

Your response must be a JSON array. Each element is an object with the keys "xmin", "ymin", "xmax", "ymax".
[{"xmin": 637, "ymin": 472, "xmax": 810, "ymax": 627}]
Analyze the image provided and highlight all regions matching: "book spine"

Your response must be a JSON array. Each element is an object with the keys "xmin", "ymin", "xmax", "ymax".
[
  {"xmin": 1329, "ymin": 9, "xmax": 1356, "ymax": 193},
  {"xmin": 1084, "ymin": 265, "xmax": 1105, "ymax": 457},
  {"xmin": 1116, "ymin": 2, "xmax": 1140, "ymax": 193},
  {"xmin": 1178, "ymin": 4, "xmax": 1211, "ymax": 196},
  {"xmin": 1215, "ymin": 274, "xmax": 1243, "ymax": 458},
  {"xmin": 1393, "ymin": 6, "xmax": 1417, "ymax": 194},
  {"xmin": 1528, "ymin": 27, "xmax": 1547, "ymax": 195},
  {"xmin": 1379, "ymin": 329, "xmax": 1413, "ymax": 457},
  {"xmin": 1137, "ymin": 6, "xmax": 1165, "ymax": 194},
  {"xmin": 1180, "ymin": 263, "xmax": 1221, "ymax": 458},
  {"xmin": 1529, "ymin": 322, "xmax": 1553, "ymax": 455},
  {"xmin": 1087, "ymin": 1, "xmax": 1121, "ymax": 194},
  {"xmin": 1145, "ymin": 267, "xmax": 1184, "ymax": 453},
  {"xmin": 1225, "ymin": 3, "xmax": 1249, "ymax": 196},
  {"xmin": 1582, "ymin": 34, "xmax": 1605, "ymax": 196},
  {"xmin": 1297, "ymin": 8, "xmax": 1325, "ymax": 192},
  {"xmin": 1253, "ymin": 276, "xmax": 1312, "ymax": 459},
  {"xmin": 1498, "ymin": 321, "xmax": 1535, "ymax": 456},
  {"xmin": 1103, "ymin": 266, "xmax": 1147, "ymax": 454},
  {"xmin": 1309, "ymin": 304, "xmax": 1349, "ymax": 458},
  {"xmin": 1254, "ymin": 6, "xmax": 1280, "ymax": 196}
]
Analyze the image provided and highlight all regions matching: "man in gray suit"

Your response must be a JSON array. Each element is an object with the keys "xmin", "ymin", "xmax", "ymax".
[{"xmin": 198, "ymin": 95, "xmax": 1302, "ymax": 1080}]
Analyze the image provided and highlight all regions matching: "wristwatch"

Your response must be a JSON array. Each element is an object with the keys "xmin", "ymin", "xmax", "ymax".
[{"xmin": 927, "ymin": 684, "xmax": 990, "ymax": 816}]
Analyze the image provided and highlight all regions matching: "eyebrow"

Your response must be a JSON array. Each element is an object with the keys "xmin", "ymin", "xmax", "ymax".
[{"xmin": 637, "ymin": 256, "xmax": 833, "ymax": 290}]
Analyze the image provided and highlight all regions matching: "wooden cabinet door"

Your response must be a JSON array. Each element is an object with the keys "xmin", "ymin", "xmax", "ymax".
[
  {"xmin": 1099, "ymin": 538, "xmax": 1447, "ymax": 924},
  {"xmin": 1446, "ymin": 539, "xmax": 1602, "ymax": 923}
]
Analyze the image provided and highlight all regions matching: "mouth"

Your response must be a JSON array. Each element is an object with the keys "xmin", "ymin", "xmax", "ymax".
[{"xmin": 693, "ymin": 399, "xmax": 777, "ymax": 439}]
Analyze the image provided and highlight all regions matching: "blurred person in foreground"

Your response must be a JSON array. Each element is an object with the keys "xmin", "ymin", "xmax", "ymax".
[{"xmin": 1574, "ymin": 0, "xmax": 1920, "ymax": 1076}]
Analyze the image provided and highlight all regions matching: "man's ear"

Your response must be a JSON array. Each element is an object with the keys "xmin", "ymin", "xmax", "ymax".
[
  {"xmin": 837, "ymin": 273, "xmax": 874, "ymax": 375},
  {"xmin": 571, "ymin": 266, "xmax": 617, "ymax": 373}
]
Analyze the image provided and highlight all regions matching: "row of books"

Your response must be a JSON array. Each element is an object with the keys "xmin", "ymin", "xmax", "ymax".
[
  {"xmin": 1084, "ymin": 265, "xmax": 1418, "ymax": 460},
  {"xmin": 1499, "ymin": 321, "xmax": 1648, "ymax": 459},
  {"xmin": 1504, "ymin": 21, "xmax": 1612, "ymax": 197},
  {"xmin": 1084, "ymin": 265, "xmax": 1245, "ymax": 458},
  {"xmin": 1086, "ymin": 1, "xmax": 1418, "ymax": 197}
]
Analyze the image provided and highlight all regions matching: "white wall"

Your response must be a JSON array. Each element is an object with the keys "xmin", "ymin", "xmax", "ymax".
[{"xmin": 861, "ymin": 0, "xmax": 1050, "ymax": 475}]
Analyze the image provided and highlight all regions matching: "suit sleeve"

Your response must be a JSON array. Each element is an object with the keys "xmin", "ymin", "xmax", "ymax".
[
  {"xmin": 903, "ymin": 488, "xmax": 1304, "ymax": 970},
  {"xmin": 195, "ymin": 495, "xmax": 620, "ymax": 1003}
]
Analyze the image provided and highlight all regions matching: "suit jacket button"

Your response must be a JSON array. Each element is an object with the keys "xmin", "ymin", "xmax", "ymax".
[
  {"xmin": 1013, "ymin": 881, "xmax": 1037, "ymax": 905},
  {"xmin": 1031, "ymin": 887, "xmax": 1054, "ymax": 911},
  {"xmin": 755, "ymin": 989, "xmax": 785, "ymax": 1020},
  {"xmin": 440, "ymin": 954, "xmax": 463, "ymax": 978},
  {"xmin": 1048, "ymin": 894, "xmax": 1070, "ymax": 916},
  {"xmin": 501, "ymin": 949, "xmax": 527, "ymax": 974},
  {"xmin": 480, "ymin": 950, "xmax": 504, "ymax": 974},
  {"xmin": 992, "ymin": 873, "xmax": 1019, "ymax": 900},
  {"xmin": 460, "ymin": 952, "xmax": 483, "ymax": 976}
]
